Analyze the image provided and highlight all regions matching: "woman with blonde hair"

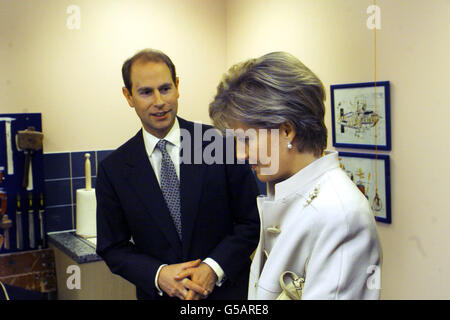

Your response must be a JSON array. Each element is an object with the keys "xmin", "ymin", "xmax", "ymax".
[{"xmin": 209, "ymin": 52, "xmax": 382, "ymax": 299}]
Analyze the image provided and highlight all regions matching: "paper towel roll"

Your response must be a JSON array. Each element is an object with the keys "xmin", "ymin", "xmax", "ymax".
[{"xmin": 76, "ymin": 189, "xmax": 97, "ymax": 238}]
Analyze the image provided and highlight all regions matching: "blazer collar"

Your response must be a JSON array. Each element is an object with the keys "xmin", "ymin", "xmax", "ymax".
[{"xmin": 124, "ymin": 129, "xmax": 183, "ymax": 257}]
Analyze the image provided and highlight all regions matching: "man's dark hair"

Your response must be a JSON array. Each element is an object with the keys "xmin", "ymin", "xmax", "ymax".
[{"xmin": 122, "ymin": 49, "xmax": 177, "ymax": 94}]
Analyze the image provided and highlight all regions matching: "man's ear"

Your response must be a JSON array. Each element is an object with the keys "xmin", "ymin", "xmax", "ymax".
[
  {"xmin": 122, "ymin": 87, "xmax": 134, "ymax": 108},
  {"xmin": 174, "ymin": 77, "xmax": 180, "ymax": 100}
]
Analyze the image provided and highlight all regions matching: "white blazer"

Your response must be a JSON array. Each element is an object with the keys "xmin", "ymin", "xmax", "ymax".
[{"xmin": 248, "ymin": 151, "xmax": 382, "ymax": 300}]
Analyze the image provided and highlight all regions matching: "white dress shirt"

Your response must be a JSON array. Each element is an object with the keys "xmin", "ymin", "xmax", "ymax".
[{"xmin": 141, "ymin": 118, "xmax": 226, "ymax": 296}]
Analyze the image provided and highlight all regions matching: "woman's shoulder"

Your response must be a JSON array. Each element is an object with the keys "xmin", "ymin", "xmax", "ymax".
[{"xmin": 308, "ymin": 168, "xmax": 373, "ymax": 226}]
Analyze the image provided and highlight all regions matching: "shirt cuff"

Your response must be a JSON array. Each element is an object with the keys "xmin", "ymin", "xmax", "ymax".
[
  {"xmin": 203, "ymin": 258, "xmax": 226, "ymax": 287},
  {"xmin": 155, "ymin": 264, "xmax": 168, "ymax": 296}
]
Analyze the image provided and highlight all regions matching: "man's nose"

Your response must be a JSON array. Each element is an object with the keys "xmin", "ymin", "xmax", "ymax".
[{"xmin": 154, "ymin": 90, "xmax": 164, "ymax": 107}]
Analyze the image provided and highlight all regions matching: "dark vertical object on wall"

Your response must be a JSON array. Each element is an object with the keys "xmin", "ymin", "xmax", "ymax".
[
  {"xmin": 15, "ymin": 194, "xmax": 23, "ymax": 250},
  {"xmin": 38, "ymin": 193, "xmax": 46, "ymax": 248}
]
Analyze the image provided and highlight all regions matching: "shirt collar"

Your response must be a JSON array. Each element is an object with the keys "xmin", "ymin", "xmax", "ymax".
[
  {"xmin": 142, "ymin": 117, "xmax": 181, "ymax": 156},
  {"xmin": 270, "ymin": 150, "xmax": 340, "ymax": 201}
]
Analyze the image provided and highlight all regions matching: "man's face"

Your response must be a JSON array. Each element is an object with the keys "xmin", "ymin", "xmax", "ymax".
[{"xmin": 123, "ymin": 60, "xmax": 179, "ymax": 138}]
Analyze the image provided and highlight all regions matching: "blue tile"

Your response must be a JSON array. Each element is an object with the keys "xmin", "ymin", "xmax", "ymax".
[
  {"xmin": 43, "ymin": 153, "xmax": 70, "ymax": 180},
  {"xmin": 72, "ymin": 177, "xmax": 96, "ymax": 205},
  {"xmin": 45, "ymin": 205, "xmax": 73, "ymax": 232},
  {"xmin": 44, "ymin": 179, "xmax": 72, "ymax": 206},
  {"xmin": 71, "ymin": 151, "xmax": 96, "ymax": 178}
]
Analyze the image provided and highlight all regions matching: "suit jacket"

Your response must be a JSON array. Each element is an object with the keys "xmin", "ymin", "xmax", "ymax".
[
  {"xmin": 96, "ymin": 117, "xmax": 260, "ymax": 300},
  {"xmin": 248, "ymin": 151, "xmax": 382, "ymax": 299}
]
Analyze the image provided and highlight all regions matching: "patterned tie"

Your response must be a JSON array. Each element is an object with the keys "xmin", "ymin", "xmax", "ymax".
[{"xmin": 156, "ymin": 139, "xmax": 182, "ymax": 239}]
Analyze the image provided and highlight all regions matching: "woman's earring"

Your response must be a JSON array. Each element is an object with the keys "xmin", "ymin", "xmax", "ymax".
[{"xmin": 287, "ymin": 141, "xmax": 293, "ymax": 150}]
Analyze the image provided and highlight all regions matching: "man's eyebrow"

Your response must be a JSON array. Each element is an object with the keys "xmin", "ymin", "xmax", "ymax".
[
  {"xmin": 137, "ymin": 86, "xmax": 153, "ymax": 92},
  {"xmin": 158, "ymin": 82, "xmax": 173, "ymax": 89},
  {"xmin": 136, "ymin": 83, "xmax": 172, "ymax": 92}
]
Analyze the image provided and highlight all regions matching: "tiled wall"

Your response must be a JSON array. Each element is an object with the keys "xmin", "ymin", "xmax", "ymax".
[
  {"xmin": 43, "ymin": 150, "xmax": 113, "ymax": 233},
  {"xmin": 43, "ymin": 150, "xmax": 266, "ymax": 233}
]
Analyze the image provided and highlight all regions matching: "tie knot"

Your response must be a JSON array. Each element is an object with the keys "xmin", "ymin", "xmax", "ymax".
[{"xmin": 156, "ymin": 139, "xmax": 168, "ymax": 153}]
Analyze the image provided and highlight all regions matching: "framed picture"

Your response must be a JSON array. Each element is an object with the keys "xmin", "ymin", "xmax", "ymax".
[
  {"xmin": 331, "ymin": 81, "xmax": 391, "ymax": 150},
  {"xmin": 338, "ymin": 152, "xmax": 391, "ymax": 224}
]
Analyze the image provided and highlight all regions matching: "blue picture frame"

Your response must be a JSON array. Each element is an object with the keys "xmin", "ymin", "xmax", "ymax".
[
  {"xmin": 331, "ymin": 81, "xmax": 391, "ymax": 150},
  {"xmin": 338, "ymin": 152, "xmax": 391, "ymax": 224}
]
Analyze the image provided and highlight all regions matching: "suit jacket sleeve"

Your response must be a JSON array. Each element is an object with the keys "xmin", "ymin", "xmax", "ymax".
[
  {"xmin": 96, "ymin": 161, "xmax": 162, "ymax": 298},
  {"xmin": 206, "ymin": 153, "xmax": 261, "ymax": 284}
]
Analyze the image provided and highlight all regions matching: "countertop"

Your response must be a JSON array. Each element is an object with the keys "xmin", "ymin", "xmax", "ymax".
[{"xmin": 47, "ymin": 231, "xmax": 101, "ymax": 264}]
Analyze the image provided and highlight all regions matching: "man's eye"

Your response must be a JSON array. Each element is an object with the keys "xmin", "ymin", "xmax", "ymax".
[
  {"xmin": 160, "ymin": 86, "xmax": 170, "ymax": 93},
  {"xmin": 140, "ymin": 89, "xmax": 152, "ymax": 95}
]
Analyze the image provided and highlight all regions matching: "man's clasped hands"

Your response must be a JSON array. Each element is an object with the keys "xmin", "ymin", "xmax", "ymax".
[{"xmin": 157, "ymin": 259, "xmax": 218, "ymax": 300}]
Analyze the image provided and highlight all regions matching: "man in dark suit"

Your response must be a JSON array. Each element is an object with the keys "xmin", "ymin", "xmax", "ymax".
[{"xmin": 96, "ymin": 49, "xmax": 260, "ymax": 300}]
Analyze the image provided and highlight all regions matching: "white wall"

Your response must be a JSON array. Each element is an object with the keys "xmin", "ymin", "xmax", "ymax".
[
  {"xmin": 226, "ymin": 0, "xmax": 450, "ymax": 299},
  {"xmin": 0, "ymin": 0, "xmax": 227, "ymax": 152}
]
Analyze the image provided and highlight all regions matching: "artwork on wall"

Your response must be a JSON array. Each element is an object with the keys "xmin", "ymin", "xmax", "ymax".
[
  {"xmin": 338, "ymin": 152, "xmax": 391, "ymax": 224},
  {"xmin": 331, "ymin": 81, "xmax": 391, "ymax": 150}
]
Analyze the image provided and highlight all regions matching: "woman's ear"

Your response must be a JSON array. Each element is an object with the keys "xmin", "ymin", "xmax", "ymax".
[{"xmin": 280, "ymin": 122, "xmax": 296, "ymax": 142}]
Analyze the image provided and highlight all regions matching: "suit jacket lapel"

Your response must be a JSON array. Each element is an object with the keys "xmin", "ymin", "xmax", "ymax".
[
  {"xmin": 124, "ymin": 130, "xmax": 183, "ymax": 258},
  {"xmin": 178, "ymin": 118, "xmax": 205, "ymax": 259}
]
